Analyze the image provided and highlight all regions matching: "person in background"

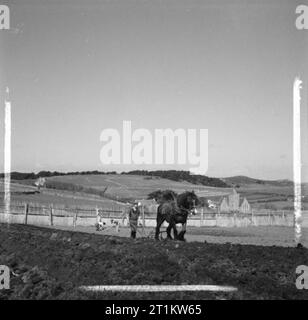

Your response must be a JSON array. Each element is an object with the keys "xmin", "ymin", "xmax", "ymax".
[{"xmin": 128, "ymin": 201, "xmax": 141, "ymax": 239}]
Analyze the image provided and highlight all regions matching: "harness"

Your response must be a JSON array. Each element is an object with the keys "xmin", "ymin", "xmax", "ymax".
[
  {"xmin": 165, "ymin": 202, "xmax": 192, "ymax": 216},
  {"xmin": 178, "ymin": 206, "xmax": 192, "ymax": 215}
]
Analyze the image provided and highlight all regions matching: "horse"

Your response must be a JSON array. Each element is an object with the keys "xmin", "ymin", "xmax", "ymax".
[{"xmin": 155, "ymin": 191, "xmax": 199, "ymax": 241}]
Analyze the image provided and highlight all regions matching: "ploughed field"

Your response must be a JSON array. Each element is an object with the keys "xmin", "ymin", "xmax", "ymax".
[
  {"xmin": 1, "ymin": 223, "xmax": 308, "ymax": 300},
  {"xmin": 43, "ymin": 224, "xmax": 308, "ymax": 248}
]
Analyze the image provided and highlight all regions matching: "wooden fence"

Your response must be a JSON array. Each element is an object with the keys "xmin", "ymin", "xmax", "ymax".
[
  {"xmin": 0, "ymin": 201, "xmax": 305, "ymax": 228},
  {"xmin": 0, "ymin": 201, "xmax": 124, "ymax": 227}
]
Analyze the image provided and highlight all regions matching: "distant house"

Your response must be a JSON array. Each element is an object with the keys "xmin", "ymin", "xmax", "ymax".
[
  {"xmin": 219, "ymin": 197, "xmax": 229, "ymax": 213},
  {"xmin": 218, "ymin": 189, "xmax": 251, "ymax": 213},
  {"xmin": 239, "ymin": 197, "xmax": 251, "ymax": 213},
  {"xmin": 228, "ymin": 189, "xmax": 240, "ymax": 211}
]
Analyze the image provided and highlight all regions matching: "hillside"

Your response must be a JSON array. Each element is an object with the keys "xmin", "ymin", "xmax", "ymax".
[
  {"xmin": 46, "ymin": 174, "xmax": 233, "ymax": 201},
  {"xmin": 4, "ymin": 172, "xmax": 304, "ymax": 210},
  {"xmin": 1, "ymin": 170, "xmax": 230, "ymax": 188},
  {"xmin": 124, "ymin": 170, "xmax": 230, "ymax": 188},
  {"xmin": 223, "ymin": 176, "xmax": 293, "ymax": 187},
  {"xmin": 1, "ymin": 171, "xmax": 295, "ymax": 189}
]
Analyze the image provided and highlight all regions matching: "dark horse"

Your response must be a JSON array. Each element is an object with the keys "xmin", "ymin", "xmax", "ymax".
[{"xmin": 155, "ymin": 191, "xmax": 199, "ymax": 241}]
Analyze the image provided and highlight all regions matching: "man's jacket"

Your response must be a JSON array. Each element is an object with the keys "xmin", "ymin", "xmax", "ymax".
[{"xmin": 129, "ymin": 207, "xmax": 140, "ymax": 221}]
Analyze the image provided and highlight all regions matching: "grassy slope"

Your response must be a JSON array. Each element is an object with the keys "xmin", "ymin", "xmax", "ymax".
[
  {"xmin": 223, "ymin": 175, "xmax": 293, "ymax": 186},
  {"xmin": 1, "ymin": 174, "xmax": 232, "ymax": 208},
  {"xmin": 47, "ymin": 174, "xmax": 233, "ymax": 200},
  {"xmin": 3, "ymin": 174, "xmax": 308, "ymax": 210},
  {"xmin": 0, "ymin": 179, "xmax": 126, "ymax": 208}
]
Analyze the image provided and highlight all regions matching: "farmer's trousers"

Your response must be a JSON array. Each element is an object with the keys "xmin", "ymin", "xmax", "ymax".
[{"xmin": 130, "ymin": 220, "xmax": 137, "ymax": 239}]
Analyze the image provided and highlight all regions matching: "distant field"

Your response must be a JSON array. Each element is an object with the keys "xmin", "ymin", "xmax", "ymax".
[
  {"xmin": 235, "ymin": 183, "xmax": 308, "ymax": 210},
  {"xmin": 201, "ymin": 182, "xmax": 308, "ymax": 210},
  {"xmin": 2, "ymin": 175, "xmax": 308, "ymax": 210},
  {"xmin": 0, "ymin": 180, "xmax": 37, "ymax": 193},
  {"xmin": 0, "ymin": 179, "xmax": 126, "ymax": 208},
  {"xmin": 2, "ymin": 192, "xmax": 125, "ymax": 208},
  {"xmin": 1, "ymin": 174, "xmax": 232, "ymax": 208},
  {"xmin": 46, "ymin": 174, "xmax": 233, "ymax": 200}
]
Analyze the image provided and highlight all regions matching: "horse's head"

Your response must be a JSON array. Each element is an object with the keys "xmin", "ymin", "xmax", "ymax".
[
  {"xmin": 190, "ymin": 201, "xmax": 198, "ymax": 215},
  {"xmin": 177, "ymin": 190, "xmax": 199, "ymax": 215},
  {"xmin": 189, "ymin": 191, "xmax": 199, "ymax": 215}
]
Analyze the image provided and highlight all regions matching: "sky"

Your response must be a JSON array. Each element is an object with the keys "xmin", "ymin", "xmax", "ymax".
[{"xmin": 0, "ymin": 0, "xmax": 307, "ymax": 180}]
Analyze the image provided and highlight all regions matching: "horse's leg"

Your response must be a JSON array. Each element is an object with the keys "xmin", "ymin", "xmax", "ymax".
[
  {"xmin": 172, "ymin": 223, "xmax": 178, "ymax": 240},
  {"xmin": 166, "ymin": 215, "xmax": 176, "ymax": 240},
  {"xmin": 178, "ymin": 223, "xmax": 187, "ymax": 241},
  {"xmin": 167, "ymin": 216, "xmax": 178, "ymax": 240},
  {"xmin": 166, "ymin": 223, "xmax": 173, "ymax": 240},
  {"xmin": 155, "ymin": 215, "xmax": 164, "ymax": 240}
]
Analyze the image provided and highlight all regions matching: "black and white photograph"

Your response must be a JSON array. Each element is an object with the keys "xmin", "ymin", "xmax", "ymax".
[{"xmin": 0, "ymin": 0, "xmax": 308, "ymax": 307}]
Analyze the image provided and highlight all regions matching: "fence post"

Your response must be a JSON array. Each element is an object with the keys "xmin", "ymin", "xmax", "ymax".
[
  {"xmin": 49, "ymin": 205, "xmax": 53, "ymax": 226},
  {"xmin": 142, "ymin": 205, "xmax": 145, "ymax": 235},
  {"xmin": 215, "ymin": 209, "xmax": 218, "ymax": 227},
  {"xmin": 24, "ymin": 203, "xmax": 29, "ymax": 225},
  {"xmin": 251, "ymin": 209, "xmax": 254, "ymax": 226},
  {"xmin": 200, "ymin": 208, "xmax": 204, "ymax": 227},
  {"xmin": 73, "ymin": 210, "xmax": 78, "ymax": 228},
  {"xmin": 96, "ymin": 206, "xmax": 101, "ymax": 225}
]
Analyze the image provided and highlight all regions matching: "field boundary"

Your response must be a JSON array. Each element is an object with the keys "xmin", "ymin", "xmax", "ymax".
[{"xmin": 0, "ymin": 200, "xmax": 306, "ymax": 228}]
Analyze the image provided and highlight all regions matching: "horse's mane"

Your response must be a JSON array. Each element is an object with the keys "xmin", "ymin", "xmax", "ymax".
[
  {"xmin": 176, "ymin": 191, "xmax": 197, "ymax": 208},
  {"xmin": 161, "ymin": 190, "xmax": 177, "ymax": 202}
]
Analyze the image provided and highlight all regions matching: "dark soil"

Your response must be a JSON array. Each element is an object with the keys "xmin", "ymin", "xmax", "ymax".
[{"xmin": 1, "ymin": 223, "xmax": 308, "ymax": 300}]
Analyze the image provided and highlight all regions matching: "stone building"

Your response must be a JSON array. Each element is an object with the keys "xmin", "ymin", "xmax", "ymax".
[
  {"xmin": 228, "ymin": 189, "xmax": 240, "ymax": 211},
  {"xmin": 239, "ymin": 197, "xmax": 251, "ymax": 213},
  {"xmin": 218, "ymin": 189, "xmax": 251, "ymax": 213},
  {"xmin": 219, "ymin": 197, "xmax": 229, "ymax": 213}
]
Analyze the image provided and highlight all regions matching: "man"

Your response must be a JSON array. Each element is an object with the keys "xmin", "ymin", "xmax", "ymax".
[{"xmin": 128, "ymin": 201, "xmax": 141, "ymax": 239}]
